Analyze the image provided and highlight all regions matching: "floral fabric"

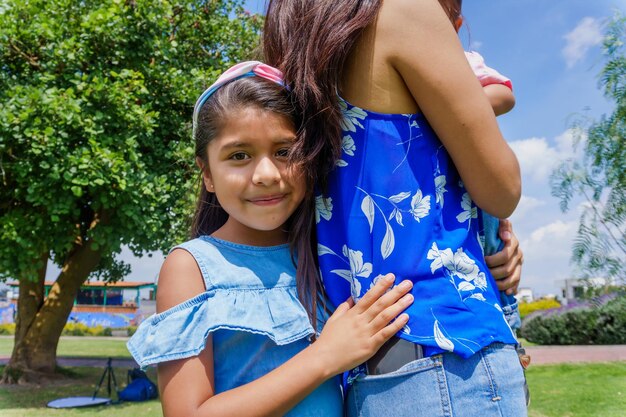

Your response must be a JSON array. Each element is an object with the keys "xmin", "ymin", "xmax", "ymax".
[{"xmin": 316, "ymin": 99, "xmax": 517, "ymax": 359}]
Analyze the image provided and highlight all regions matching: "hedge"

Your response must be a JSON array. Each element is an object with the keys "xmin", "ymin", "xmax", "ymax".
[{"xmin": 521, "ymin": 294, "xmax": 626, "ymax": 345}]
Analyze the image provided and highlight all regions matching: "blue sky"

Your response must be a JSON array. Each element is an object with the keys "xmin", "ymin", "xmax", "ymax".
[
  {"xmin": 453, "ymin": 0, "xmax": 625, "ymax": 296},
  {"xmin": 40, "ymin": 0, "xmax": 625, "ymax": 298}
]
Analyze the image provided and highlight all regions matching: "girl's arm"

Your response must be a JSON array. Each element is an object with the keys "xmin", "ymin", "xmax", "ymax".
[
  {"xmin": 380, "ymin": 0, "xmax": 521, "ymax": 218},
  {"xmin": 156, "ymin": 249, "xmax": 412, "ymax": 417}
]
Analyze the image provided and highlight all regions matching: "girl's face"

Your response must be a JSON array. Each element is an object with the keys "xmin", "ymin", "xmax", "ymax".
[{"xmin": 201, "ymin": 106, "xmax": 305, "ymax": 246}]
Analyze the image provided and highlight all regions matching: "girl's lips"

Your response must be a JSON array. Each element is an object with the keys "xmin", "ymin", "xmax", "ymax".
[{"xmin": 248, "ymin": 194, "xmax": 286, "ymax": 206}]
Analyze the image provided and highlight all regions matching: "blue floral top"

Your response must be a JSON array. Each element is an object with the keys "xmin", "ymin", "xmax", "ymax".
[{"xmin": 316, "ymin": 99, "xmax": 517, "ymax": 359}]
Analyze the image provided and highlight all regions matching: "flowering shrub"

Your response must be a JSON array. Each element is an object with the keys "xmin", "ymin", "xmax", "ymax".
[
  {"xmin": 518, "ymin": 298, "xmax": 561, "ymax": 318},
  {"xmin": 0, "ymin": 323, "xmax": 16, "ymax": 335},
  {"xmin": 521, "ymin": 294, "xmax": 625, "ymax": 344},
  {"xmin": 62, "ymin": 323, "xmax": 112, "ymax": 337}
]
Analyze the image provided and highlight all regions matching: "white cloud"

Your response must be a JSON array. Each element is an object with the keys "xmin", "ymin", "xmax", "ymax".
[
  {"xmin": 512, "ymin": 195, "xmax": 546, "ymax": 220},
  {"xmin": 469, "ymin": 40, "xmax": 483, "ymax": 51},
  {"xmin": 526, "ymin": 220, "xmax": 577, "ymax": 247},
  {"xmin": 510, "ymin": 129, "xmax": 583, "ymax": 183},
  {"xmin": 519, "ymin": 219, "xmax": 579, "ymax": 295},
  {"xmin": 510, "ymin": 137, "xmax": 558, "ymax": 182},
  {"xmin": 562, "ymin": 17, "xmax": 603, "ymax": 68}
]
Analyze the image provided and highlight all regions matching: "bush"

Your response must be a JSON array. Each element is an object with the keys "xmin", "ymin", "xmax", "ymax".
[
  {"xmin": 0, "ymin": 323, "xmax": 16, "ymax": 335},
  {"xmin": 521, "ymin": 294, "xmax": 626, "ymax": 345},
  {"xmin": 62, "ymin": 323, "xmax": 113, "ymax": 337},
  {"xmin": 126, "ymin": 326, "xmax": 138, "ymax": 336},
  {"xmin": 596, "ymin": 295, "xmax": 626, "ymax": 344},
  {"xmin": 518, "ymin": 298, "xmax": 561, "ymax": 318}
]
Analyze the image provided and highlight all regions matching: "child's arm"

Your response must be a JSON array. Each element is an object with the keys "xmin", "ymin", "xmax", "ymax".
[
  {"xmin": 465, "ymin": 51, "xmax": 515, "ymax": 116},
  {"xmin": 156, "ymin": 249, "xmax": 412, "ymax": 417},
  {"xmin": 483, "ymin": 84, "xmax": 515, "ymax": 116},
  {"xmin": 484, "ymin": 219, "xmax": 524, "ymax": 295}
]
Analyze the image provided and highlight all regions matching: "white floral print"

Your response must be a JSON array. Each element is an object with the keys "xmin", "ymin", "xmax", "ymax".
[
  {"xmin": 318, "ymin": 244, "xmax": 372, "ymax": 300},
  {"xmin": 456, "ymin": 193, "xmax": 477, "ymax": 224},
  {"xmin": 410, "ymin": 190, "xmax": 431, "ymax": 222},
  {"xmin": 358, "ymin": 187, "xmax": 432, "ymax": 259},
  {"xmin": 427, "ymin": 242, "xmax": 488, "ymax": 301},
  {"xmin": 340, "ymin": 100, "xmax": 367, "ymax": 132},
  {"xmin": 434, "ymin": 320, "xmax": 455, "ymax": 351},
  {"xmin": 336, "ymin": 135, "xmax": 357, "ymax": 167},
  {"xmin": 315, "ymin": 195, "xmax": 333, "ymax": 223},
  {"xmin": 342, "ymin": 135, "xmax": 356, "ymax": 156},
  {"xmin": 435, "ymin": 175, "xmax": 448, "ymax": 207}
]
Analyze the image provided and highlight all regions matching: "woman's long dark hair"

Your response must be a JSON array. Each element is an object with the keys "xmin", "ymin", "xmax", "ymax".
[
  {"xmin": 438, "ymin": 0, "xmax": 463, "ymax": 23},
  {"xmin": 191, "ymin": 76, "xmax": 323, "ymax": 331},
  {"xmin": 263, "ymin": 0, "xmax": 382, "ymax": 192}
]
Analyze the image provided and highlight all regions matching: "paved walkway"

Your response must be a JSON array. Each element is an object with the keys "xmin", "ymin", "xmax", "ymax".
[
  {"xmin": 525, "ymin": 344, "xmax": 626, "ymax": 365},
  {"xmin": 1, "ymin": 345, "xmax": 624, "ymax": 368}
]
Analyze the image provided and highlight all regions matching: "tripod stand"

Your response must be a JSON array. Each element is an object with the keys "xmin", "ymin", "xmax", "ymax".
[{"xmin": 92, "ymin": 357, "xmax": 119, "ymax": 401}]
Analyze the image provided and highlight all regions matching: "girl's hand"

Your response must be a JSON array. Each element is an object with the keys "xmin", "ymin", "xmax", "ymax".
[
  {"xmin": 312, "ymin": 274, "xmax": 413, "ymax": 376},
  {"xmin": 484, "ymin": 219, "xmax": 523, "ymax": 295}
]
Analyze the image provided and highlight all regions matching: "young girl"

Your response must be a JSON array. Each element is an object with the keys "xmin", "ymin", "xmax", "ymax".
[
  {"xmin": 264, "ymin": 0, "xmax": 527, "ymax": 416},
  {"xmin": 127, "ymin": 61, "xmax": 415, "ymax": 417}
]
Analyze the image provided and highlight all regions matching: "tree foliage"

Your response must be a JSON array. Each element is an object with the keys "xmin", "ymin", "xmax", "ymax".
[
  {"xmin": 0, "ymin": 0, "xmax": 262, "ymax": 382},
  {"xmin": 0, "ymin": 0, "xmax": 262, "ymax": 283},
  {"xmin": 551, "ymin": 13, "xmax": 626, "ymax": 282}
]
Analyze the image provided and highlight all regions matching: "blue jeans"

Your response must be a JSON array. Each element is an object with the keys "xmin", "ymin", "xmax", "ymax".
[{"xmin": 346, "ymin": 343, "xmax": 527, "ymax": 417}]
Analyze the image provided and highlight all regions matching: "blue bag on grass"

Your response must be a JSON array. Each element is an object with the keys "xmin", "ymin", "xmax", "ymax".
[{"xmin": 118, "ymin": 368, "xmax": 158, "ymax": 402}]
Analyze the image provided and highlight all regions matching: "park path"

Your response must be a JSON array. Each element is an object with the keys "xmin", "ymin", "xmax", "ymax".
[
  {"xmin": 1, "ymin": 345, "xmax": 625, "ymax": 368},
  {"xmin": 525, "ymin": 344, "xmax": 626, "ymax": 365}
]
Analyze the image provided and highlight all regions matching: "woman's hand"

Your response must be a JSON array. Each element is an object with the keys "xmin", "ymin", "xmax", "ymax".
[
  {"xmin": 484, "ymin": 219, "xmax": 523, "ymax": 295},
  {"xmin": 313, "ymin": 274, "xmax": 413, "ymax": 376}
]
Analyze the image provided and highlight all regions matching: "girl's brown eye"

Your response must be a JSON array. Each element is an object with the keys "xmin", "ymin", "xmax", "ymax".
[
  {"xmin": 230, "ymin": 152, "xmax": 250, "ymax": 161},
  {"xmin": 276, "ymin": 148, "xmax": 290, "ymax": 158}
]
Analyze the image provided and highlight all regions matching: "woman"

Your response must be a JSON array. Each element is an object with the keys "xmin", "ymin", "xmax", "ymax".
[{"xmin": 264, "ymin": 0, "xmax": 527, "ymax": 416}]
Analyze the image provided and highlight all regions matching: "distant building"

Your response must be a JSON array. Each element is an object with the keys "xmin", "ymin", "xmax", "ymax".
[
  {"xmin": 5, "ymin": 280, "xmax": 156, "ymax": 327},
  {"xmin": 515, "ymin": 287, "xmax": 534, "ymax": 303},
  {"xmin": 558, "ymin": 277, "xmax": 617, "ymax": 305}
]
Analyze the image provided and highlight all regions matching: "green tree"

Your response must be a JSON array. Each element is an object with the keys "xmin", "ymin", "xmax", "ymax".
[
  {"xmin": 551, "ymin": 13, "xmax": 626, "ymax": 283},
  {"xmin": 0, "ymin": 0, "xmax": 261, "ymax": 383}
]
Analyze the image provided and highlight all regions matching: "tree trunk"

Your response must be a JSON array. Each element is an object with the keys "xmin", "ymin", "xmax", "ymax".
[{"xmin": 2, "ymin": 216, "xmax": 107, "ymax": 384}]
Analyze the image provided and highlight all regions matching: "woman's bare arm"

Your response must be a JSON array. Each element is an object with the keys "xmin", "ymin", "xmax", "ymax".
[{"xmin": 378, "ymin": 0, "xmax": 521, "ymax": 218}]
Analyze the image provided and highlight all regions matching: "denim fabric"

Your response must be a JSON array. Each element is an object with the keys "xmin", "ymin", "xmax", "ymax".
[
  {"xmin": 346, "ymin": 343, "xmax": 527, "ymax": 417},
  {"xmin": 128, "ymin": 236, "xmax": 342, "ymax": 417},
  {"xmin": 482, "ymin": 213, "xmax": 522, "ymax": 330}
]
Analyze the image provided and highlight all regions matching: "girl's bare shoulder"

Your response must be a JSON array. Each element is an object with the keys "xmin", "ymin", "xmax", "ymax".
[{"xmin": 156, "ymin": 248, "xmax": 206, "ymax": 313}]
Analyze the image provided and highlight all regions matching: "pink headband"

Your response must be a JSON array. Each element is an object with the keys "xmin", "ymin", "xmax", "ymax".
[{"xmin": 192, "ymin": 61, "xmax": 288, "ymax": 137}]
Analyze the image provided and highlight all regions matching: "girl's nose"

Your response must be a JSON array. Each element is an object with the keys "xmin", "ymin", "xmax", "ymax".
[{"xmin": 252, "ymin": 157, "xmax": 281, "ymax": 186}]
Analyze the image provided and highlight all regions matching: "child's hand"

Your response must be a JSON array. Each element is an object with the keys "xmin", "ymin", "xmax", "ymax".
[
  {"xmin": 312, "ymin": 273, "xmax": 413, "ymax": 376},
  {"xmin": 484, "ymin": 219, "xmax": 523, "ymax": 295}
]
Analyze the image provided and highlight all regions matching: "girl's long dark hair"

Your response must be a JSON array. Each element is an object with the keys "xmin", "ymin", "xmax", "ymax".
[
  {"xmin": 263, "ymin": 0, "xmax": 382, "ymax": 192},
  {"xmin": 262, "ymin": 0, "xmax": 382, "ymax": 328},
  {"xmin": 190, "ymin": 76, "xmax": 323, "ymax": 331}
]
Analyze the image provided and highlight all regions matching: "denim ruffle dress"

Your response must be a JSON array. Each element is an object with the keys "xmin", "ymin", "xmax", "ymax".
[
  {"xmin": 315, "ymin": 98, "xmax": 517, "ymax": 361},
  {"xmin": 128, "ymin": 236, "xmax": 342, "ymax": 416}
]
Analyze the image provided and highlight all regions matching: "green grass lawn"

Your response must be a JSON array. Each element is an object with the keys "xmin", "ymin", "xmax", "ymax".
[
  {"xmin": 0, "ymin": 337, "xmax": 132, "ymax": 359},
  {"xmin": 0, "ymin": 366, "xmax": 162, "ymax": 417},
  {"xmin": 1, "ymin": 336, "xmax": 623, "ymax": 416},
  {"xmin": 526, "ymin": 362, "xmax": 626, "ymax": 417}
]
